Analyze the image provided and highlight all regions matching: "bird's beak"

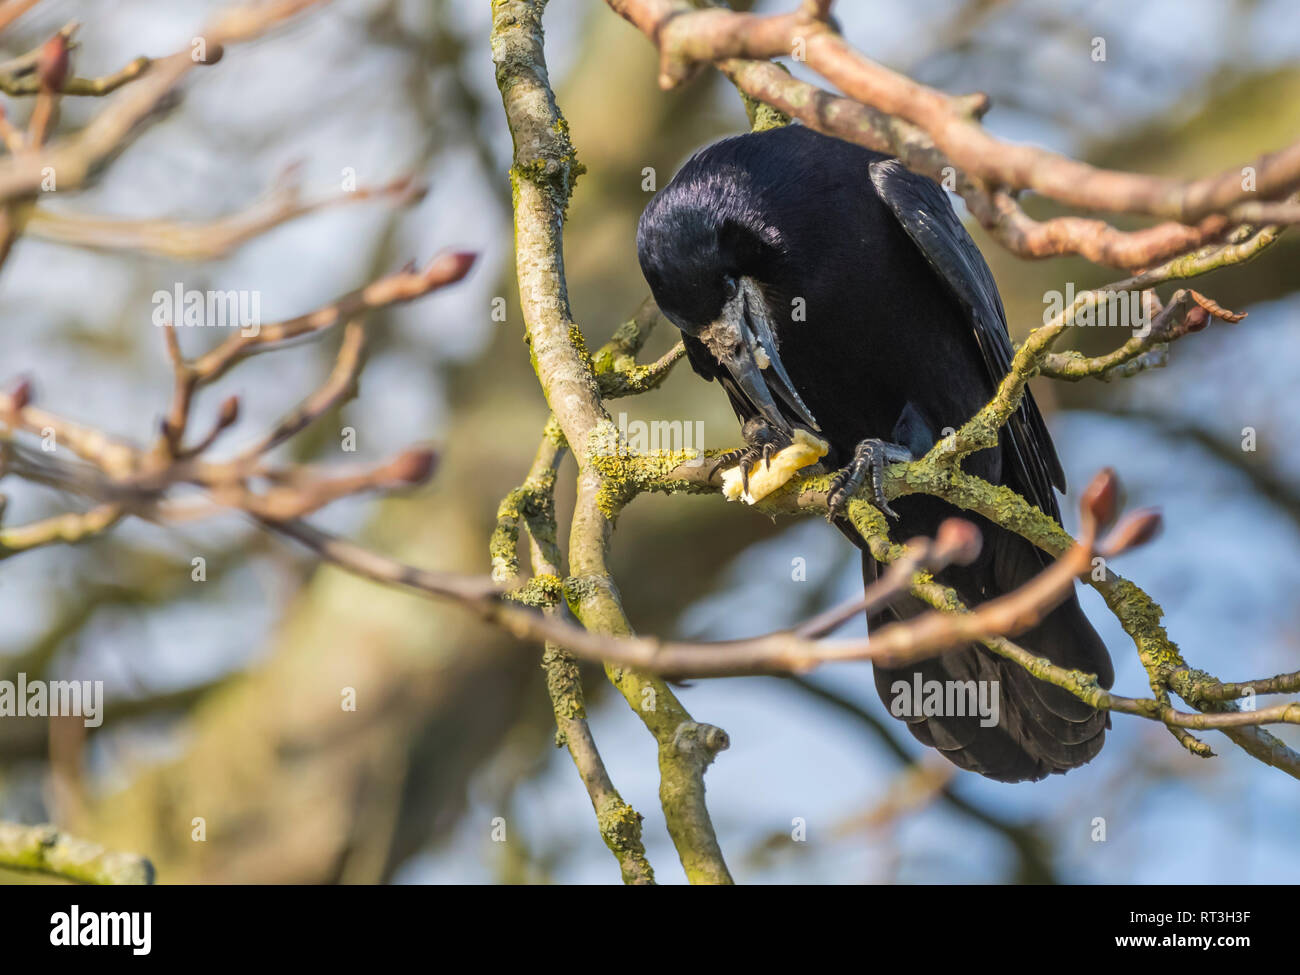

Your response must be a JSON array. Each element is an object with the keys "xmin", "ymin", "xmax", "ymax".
[{"xmin": 700, "ymin": 277, "xmax": 820, "ymax": 432}]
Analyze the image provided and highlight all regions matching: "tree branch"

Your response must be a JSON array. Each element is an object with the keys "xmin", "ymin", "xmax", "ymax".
[
  {"xmin": 605, "ymin": 0, "xmax": 1300, "ymax": 267},
  {"xmin": 492, "ymin": 0, "xmax": 735, "ymax": 884},
  {"xmin": 0, "ymin": 821, "xmax": 155, "ymax": 884}
]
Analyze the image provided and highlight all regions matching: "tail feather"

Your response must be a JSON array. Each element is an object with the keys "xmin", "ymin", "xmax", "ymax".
[{"xmin": 861, "ymin": 509, "xmax": 1112, "ymax": 783}]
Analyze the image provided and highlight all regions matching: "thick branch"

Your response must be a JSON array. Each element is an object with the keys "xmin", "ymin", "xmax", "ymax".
[{"xmin": 492, "ymin": 0, "xmax": 733, "ymax": 885}]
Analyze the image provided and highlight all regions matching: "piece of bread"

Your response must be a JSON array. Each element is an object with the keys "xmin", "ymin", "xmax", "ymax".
[{"xmin": 721, "ymin": 429, "xmax": 829, "ymax": 505}]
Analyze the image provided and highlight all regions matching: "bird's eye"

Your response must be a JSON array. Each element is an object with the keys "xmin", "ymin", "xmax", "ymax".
[{"xmin": 722, "ymin": 275, "xmax": 738, "ymax": 298}]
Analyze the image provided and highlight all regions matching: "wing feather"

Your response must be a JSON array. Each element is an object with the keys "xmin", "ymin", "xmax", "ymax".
[{"xmin": 869, "ymin": 159, "xmax": 1065, "ymax": 520}]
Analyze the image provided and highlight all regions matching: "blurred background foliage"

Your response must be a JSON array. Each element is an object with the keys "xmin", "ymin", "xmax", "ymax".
[{"xmin": 0, "ymin": 0, "xmax": 1296, "ymax": 883}]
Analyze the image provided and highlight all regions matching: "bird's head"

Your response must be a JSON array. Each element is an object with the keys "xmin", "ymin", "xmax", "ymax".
[{"xmin": 636, "ymin": 162, "xmax": 819, "ymax": 433}]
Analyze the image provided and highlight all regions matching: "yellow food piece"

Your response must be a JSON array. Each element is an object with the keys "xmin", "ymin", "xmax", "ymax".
[{"xmin": 721, "ymin": 429, "xmax": 829, "ymax": 505}]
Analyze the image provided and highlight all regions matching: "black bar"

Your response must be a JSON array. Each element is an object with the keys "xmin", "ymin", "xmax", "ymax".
[{"xmin": 0, "ymin": 882, "xmax": 1284, "ymax": 962}]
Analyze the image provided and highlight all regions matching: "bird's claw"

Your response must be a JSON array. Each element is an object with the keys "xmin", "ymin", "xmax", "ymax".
[
  {"xmin": 709, "ymin": 446, "xmax": 752, "ymax": 481},
  {"xmin": 710, "ymin": 421, "xmax": 790, "ymax": 492},
  {"xmin": 826, "ymin": 439, "xmax": 913, "ymax": 522}
]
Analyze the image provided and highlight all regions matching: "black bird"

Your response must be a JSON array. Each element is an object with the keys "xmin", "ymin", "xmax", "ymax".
[{"xmin": 637, "ymin": 124, "xmax": 1112, "ymax": 783}]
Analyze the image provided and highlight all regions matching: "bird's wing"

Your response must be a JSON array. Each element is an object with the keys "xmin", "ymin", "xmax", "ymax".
[{"xmin": 869, "ymin": 158, "xmax": 1065, "ymax": 519}]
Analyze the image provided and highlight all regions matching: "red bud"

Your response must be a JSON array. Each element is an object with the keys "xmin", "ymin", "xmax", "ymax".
[
  {"xmin": 1080, "ymin": 468, "xmax": 1120, "ymax": 530},
  {"xmin": 8, "ymin": 378, "xmax": 31, "ymax": 412},
  {"xmin": 387, "ymin": 447, "xmax": 438, "ymax": 485},
  {"xmin": 425, "ymin": 250, "xmax": 477, "ymax": 285},
  {"xmin": 37, "ymin": 33, "xmax": 70, "ymax": 92},
  {"xmin": 933, "ymin": 518, "xmax": 982, "ymax": 566},
  {"xmin": 1101, "ymin": 508, "xmax": 1162, "ymax": 555},
  {"xmin": 1183, "ymin": 307, "xmax": 1210, "ymax": 333}
]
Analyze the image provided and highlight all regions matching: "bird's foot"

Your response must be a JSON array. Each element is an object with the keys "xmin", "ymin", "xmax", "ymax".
[
  {"xmin": 827, "ymin": 438, "xmax": 913, "ymax": 522},
  {"xmin": 720, "ymin": 427, "xmax": 829, "ymax": 505},
  {"xmin": 711, "ymin": 436, "xmax": 789, "ymax": 498},
  {"xmin": 710, "ymin": 417, "xmax": 787, "ymax": 490}
]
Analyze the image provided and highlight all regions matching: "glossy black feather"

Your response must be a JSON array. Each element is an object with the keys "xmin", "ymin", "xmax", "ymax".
[
  {"xmin": 868, "ymin": 158, "xmax": 1065, "ymax": 520},
  {"xmin": 638, "ymin": 125, "xmax": 1112, "ymax": 782}
]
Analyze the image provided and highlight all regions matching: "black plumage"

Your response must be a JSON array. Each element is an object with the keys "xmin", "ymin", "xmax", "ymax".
[{"xmin": 637, "ymin": 124, "xmax": 1112, "ymax": 783}]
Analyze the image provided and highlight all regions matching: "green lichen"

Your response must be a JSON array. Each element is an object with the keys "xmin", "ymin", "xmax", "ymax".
[
  {"xmin": 507, "ymin": 572, "xmax": 564, "ymax": 609},
  {"xmin": 542, "ymin": 414, "xmax": 567, "ymax": 447},
  {"xmin": 1099, "ymin": 577, "xmax": 1182, "ymax": 677},
  {"xmin": 583, "ymin": 421, "xmax": 719, "ymax": 519},
  {"xmin": 596, "ymin": 796, "xmax": 644, "ymax": 847},
  {"xmin": 592, "ymin": 320, "xmax": 640, "ymax": 375},
  {"xmin": 506, "ymin": 139, "xmax": 585, "ymax": 221},
  {"xmin": 542, "ymin": 642, "xmax": 585, "ymax": 720},
  {"xmin": 595, "ymin": 797, "xmax": 654, "ymax": 885},
  {"xmin": 568, "ymin": 322, "xmax": 594, "ymax": 373},
  {"xmin": 742, "ymin": 90, "xmax": 792, "ymax": 132},
  {"xmin": 560, "ymin": 574, "xmax": 605, "ymax": 619}
]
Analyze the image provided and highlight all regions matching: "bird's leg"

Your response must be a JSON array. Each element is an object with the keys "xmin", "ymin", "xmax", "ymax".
[
  {"xmin": 710, "ymin": 417, "xmax": 789, "ymax": 494},
  {"xmin": 826, "ymin": 438, "xmax": 914, "ymax": 521}
]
